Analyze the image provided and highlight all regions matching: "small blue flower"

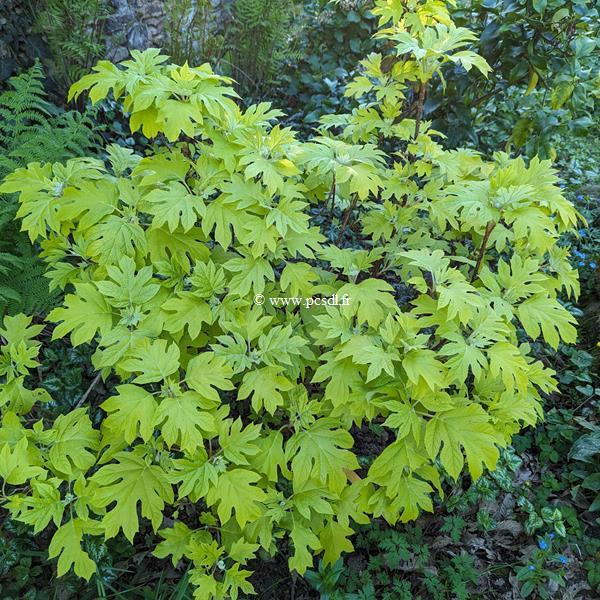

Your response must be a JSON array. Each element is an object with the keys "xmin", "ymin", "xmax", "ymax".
[
  {"xmin": 590, "ymin": 262, "xmax": 597, "ymax": 269},
  {"xmin": 573, "ymin": 250, "xmax": 583, "ymax": 258},
  {"xmin": 578, "ymin": 229, "xmax": 586, "ymax": 237},
  {"xmin": 538, "ymin": 539, "xmax": 549, "ymax": 550},
  {"xmin": 558, "ymin": 555, "xmax": 568, "ymax": 565},
  {"xmin": 549, "ymin": 533, "xmax": 555, "ymax": 539},
  {"xmin": 578, "ymin": 261, "xmax": 586, "ymax": 267},
  {"xmin": 528, "ymin": 565, "xmax": 536, "ymax": 571},
  {"xmin": 577, "ymin": 194, "xmax": 584, "ymax": 200}
]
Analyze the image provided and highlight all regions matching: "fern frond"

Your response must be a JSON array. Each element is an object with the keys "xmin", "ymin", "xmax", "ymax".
[{"xmin": 0, "ymin": 65, "xmax": 99, "ymax": 316}]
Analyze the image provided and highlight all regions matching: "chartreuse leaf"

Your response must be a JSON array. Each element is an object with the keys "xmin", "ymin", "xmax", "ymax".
[
  {"xmin": 101, "ymin": 385, "xmax": 157, "ymax": 443},
  {"xmin": 286, "ymin": 418, "xmax": 359, "ymax": 493},
  {"xmin": 206, "ymin": 468, "xmax": 267, "ymax": 527},
  {"xmin": 249, "ymin": 430, "xmax": 288, "ymax": 481},
  {"xmin": 390, "ymin": 475, "xmax": 435, "ymax": 522},
  {"xmin": 0, "ymin": 6, "xmax": 584, "ymax": 596},
  {"xmin": 186, "ymin": 352, "xmax": 234, "ymax": 402},
  {"xmin": 172, "ymin": 449, "xmax": 218, "ymax": 502},
  {"xmin": 487, "ymin": 342, "xmax": 529, "ymax": 392},
  {"xmin": 218, "ymin": 418, "xmax": 261, "ymax": 465},
  {"xmin": 120, "ymin": 338, "xmax": 180, "ymax": 384},
  {"xmin": 237, "ymin": 366, "xmax": 294, "ymax": 414},
  {"xmin": 424, "ymin": 404, "xmax": 503, "ymax": 480},
  {"xmin": 289, "ymin": 522, "xmax": 321, "ymax": 574},
  {"xmin": 154, "ymin": 391, "xmax": 215, "ymax": 453},
  {"xmin": 153, "ymin": 521, "xmax": 195, "ymax": 567},
  {"xmin": 338, "ymin": 279, "xmax": 398, "ymax": 327},
  {"xmin": 48, "ymin": 283, "xmax": 113, "ymax": 346},
  {"xmin": 48, "ymin": 519, "xmax": 101, "ymax": 580},
  {"xmin": 6, "ymin": 479, "xmax": 63, "ymax": 534},
  {"xmin": 144, "ymin": 182, "xmax": 206, "ymax": 232},
  {"xmin": 319, "ymin": 519, "xmax": 354, "ymax": 565},
  {"xmin": 517, "ymin": 294, "xmax": 577, "ymax": 349},
  {"xmin": 402, "ymin": 349, "xmax": 446, "ymax": 393},
  {"xmin": 161, "ymin": 292, "xmax": 213, "ymax": 339},
  {"xmin": 46, "ymin": 409, "xmax": 100, "ymax": 477},
  {"xmin": 91, "ymin": 448, "xmax": 174, "ymax": 541},
  {"xmin": 0, "ymin": 437, "xmax": 45, "ymax": 484}
]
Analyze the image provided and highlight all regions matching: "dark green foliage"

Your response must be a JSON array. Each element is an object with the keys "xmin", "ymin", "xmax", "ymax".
[
  {"xmin": 164, "ymin": 0, "xmax": 227, "ymax": 68},
  {"xmin": 33, "ymin": 0, "xmax": 110, "ymax": 91},
  {"xmin": 226, "ymin": 0, "xmax": 299, "ymax": 98},
  {"xmin": 431, "ymin": 0, "xmax": 599, "ymax": 157},
  {"xmin": 276, "ymin": 0, "xmax": 377, "ymax": 131},
  {"xmin": 0, "ymin": 0, "xmax": 44, "ymax": 82},
  {"xmin": 0, "ymin": 62, "xmax": 98, "ymax": 177},
  {"xmin": 0, "ymin": 63, "xmax": 98, "ymax": 315}
]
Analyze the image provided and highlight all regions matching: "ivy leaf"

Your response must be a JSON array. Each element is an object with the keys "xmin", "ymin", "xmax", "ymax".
[
  {"xmin": 91, "ymin": 448, "xmax": 174, "ymax": 541},
  {"xmin": 206, "ymin": 468, "xmax": 267, "ymax": 527}
]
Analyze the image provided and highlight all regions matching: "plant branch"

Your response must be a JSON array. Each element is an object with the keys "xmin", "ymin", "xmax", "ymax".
[
  {"xmin": 337, "ymin": 194, "xmax": 359, "ymax": 244},
  {"xmin": 413, "ymin": 82, "xmax": 427, "ymax": 140},
  {"xmin": 327, "ymin": 173, "xmax": 336, "ymax": 216},
  {"xmin": 471, "ymin": 220, "xmax": 496, "ymax": 282},
  {"xmin": 75, "ymin": 372, "xmax": 102, "ymax": 409}
]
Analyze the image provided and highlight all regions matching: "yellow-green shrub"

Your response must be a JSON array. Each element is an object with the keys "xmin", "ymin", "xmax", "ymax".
[{"xmin": 0, "ymin": 1, "xmax": 582, "ymax": 597}]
